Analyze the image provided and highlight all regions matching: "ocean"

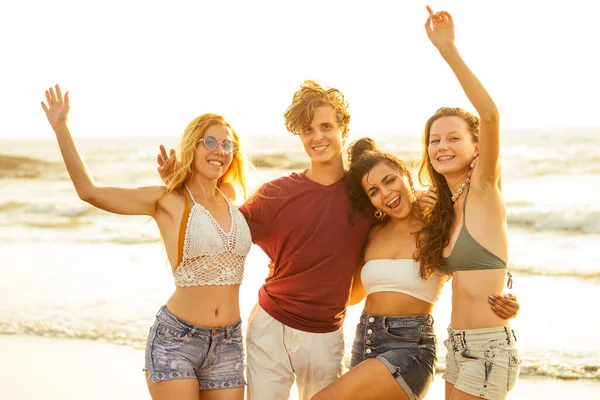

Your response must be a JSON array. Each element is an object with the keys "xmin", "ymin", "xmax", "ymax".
[{"xmin": 1, "ymin": 128, "xmax": 599, "ymax": 382}]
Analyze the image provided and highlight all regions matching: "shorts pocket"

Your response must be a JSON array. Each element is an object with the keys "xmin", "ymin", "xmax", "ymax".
[
  {"xmin": 459, "ymin": 347, "xmax": 494, "ymax": 362},
  {"xmin": 155, "ymin": 322, "xmax": 191, "ymax": 342},
  {"xmin": 330, "ymin": 328, "xmax": 345, "ymax": 359},
  {"xmin": 507, "ymin": 350, "xmax": 522, "ymax": 391},
  {"xmin": 384, "ymin": 326, "xmax": 422, "ymax": 343},
  {"xmin": 246, "ymin": 304, "xmax": 266, "ymax": 335},
  {"xmin": 227, "ymin": 323, "xmax": 244, "ymax": 346}
]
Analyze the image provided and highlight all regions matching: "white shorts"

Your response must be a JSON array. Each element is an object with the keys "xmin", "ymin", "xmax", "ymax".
[
  {"xmin": 245, "ymin": 304, "xmax": 345, "ymax": 400},
  {"xmin": 443, "ymin": 325, "xmax": 522, "ymax": 400}
]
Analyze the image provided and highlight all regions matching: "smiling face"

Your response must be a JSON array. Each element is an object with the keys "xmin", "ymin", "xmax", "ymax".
[
  {"xmin": 361, "ymin": 161, "xmax": 414, "ymax": 220},
  {"xmin": 299, "ymin": 106, "xmax": 347, "ymax": 166},
  {"xmin": 427, "ymin": 116, "xmax": 479, "ymax": 176},
  {"xmin": 193, "ymin": 124, "xmax": 235, "ymax": 181}
]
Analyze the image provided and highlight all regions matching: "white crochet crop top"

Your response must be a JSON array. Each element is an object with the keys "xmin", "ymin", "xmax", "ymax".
[
  {"xmin": 173, "ymin": 186, "xmax": 252, "ymax": 287},
  {"xmin": 361, "ymin": 259, "xmax": 445, "ymax": 305}
]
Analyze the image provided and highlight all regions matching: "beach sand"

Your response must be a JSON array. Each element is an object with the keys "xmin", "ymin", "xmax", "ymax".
[{"xmin": 2, "ymin": 335, "xmax": 599, "ymax": 399}]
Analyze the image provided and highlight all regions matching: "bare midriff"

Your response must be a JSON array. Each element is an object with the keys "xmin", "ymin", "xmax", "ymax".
[
  {"xmin": 166, "ymin": 285, "xmax": 241, "ymax": 328},
  {"xmin": 450, "ymin": 269, "xmax": 508, "ymax": 329},
  {"xmin": 364, "ymin": 292, "xmax": 434, "ymax": 317}
]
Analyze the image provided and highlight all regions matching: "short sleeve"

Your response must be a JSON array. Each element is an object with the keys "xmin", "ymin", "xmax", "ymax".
[{"xmin": 239, "ymin": 182, "xmax": 275, "ymax": 243}]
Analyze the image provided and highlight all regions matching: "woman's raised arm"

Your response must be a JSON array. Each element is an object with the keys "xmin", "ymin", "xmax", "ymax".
[
  {"xmin": 425, "ymin": 7, "xmax": 501, "ymax": 184},
  {"xmin": 41, "ymin": 85, "xmax": 165, "ymax": 216}
]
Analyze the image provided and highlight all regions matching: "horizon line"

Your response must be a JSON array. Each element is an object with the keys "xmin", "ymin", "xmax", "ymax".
[{"xmin": 1, "ymin": 125, "xmax": 599, "ymax": 140}]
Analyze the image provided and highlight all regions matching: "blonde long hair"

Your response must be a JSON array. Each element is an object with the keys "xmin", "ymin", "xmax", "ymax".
[{"xmin": 165, "ymin": 113, "xmax": 251, "ymax": 200}]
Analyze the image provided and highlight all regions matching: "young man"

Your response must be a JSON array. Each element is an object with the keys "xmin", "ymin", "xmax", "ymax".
[{"xmin": 239, "ymin": 80, "xmax": 373, "ymax": 400}]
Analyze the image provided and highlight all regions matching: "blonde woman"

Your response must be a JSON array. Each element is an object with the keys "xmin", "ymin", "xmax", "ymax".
[{"xmin": 41, "ymin": 85, "xmax": 252, "ymax": 400}]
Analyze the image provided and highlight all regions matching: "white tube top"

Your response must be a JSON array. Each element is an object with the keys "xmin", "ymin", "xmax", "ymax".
[{"xmin": 361, "ymin": 259, "xmax": 445, "ymax": 304}]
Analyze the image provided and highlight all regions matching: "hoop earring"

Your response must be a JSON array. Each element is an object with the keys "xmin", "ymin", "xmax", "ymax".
[
  {"xmin": 411, "ymin": 186, "xmax": 416, "ymax": 195},
  {"xmin": 374, "ymin": 209, "xmax": 383, "ymax": 218}
]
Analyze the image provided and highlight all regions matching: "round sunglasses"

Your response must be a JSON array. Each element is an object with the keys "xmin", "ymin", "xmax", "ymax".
[{"xmin": 197, "ymin": 135, "xmax": 237, "ymax": 155}]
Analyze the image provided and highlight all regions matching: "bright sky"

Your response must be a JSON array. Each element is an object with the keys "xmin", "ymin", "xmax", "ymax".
[{"xmin": 2, "ymin": 0, "xmax": 598, "ymax": 139}]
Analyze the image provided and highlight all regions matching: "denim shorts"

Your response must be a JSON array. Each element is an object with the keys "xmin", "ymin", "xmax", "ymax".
[
  {"xmin": 144, "ymin": 305, "xmax": 246, "ymax": 390},
  {"xmin": 350, "ymin": 312, "xmax": 437, "ymax": 400},
  {"xmin": 443, "ymin": 325, "xmax": 521, "ymax": 400}
]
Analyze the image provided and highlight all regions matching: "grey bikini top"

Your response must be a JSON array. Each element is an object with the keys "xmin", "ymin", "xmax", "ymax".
[{"xmin": 439, "ymin": 187, "xmax": 509, "ymax": 284}]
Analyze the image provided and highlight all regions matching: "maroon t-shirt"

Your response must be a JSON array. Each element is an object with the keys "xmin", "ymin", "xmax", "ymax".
[{"xmin": 240, "ymin": 172, "xmax": 373, "ymax": 333}]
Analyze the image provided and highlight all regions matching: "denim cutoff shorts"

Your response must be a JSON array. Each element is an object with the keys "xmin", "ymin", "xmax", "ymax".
[
  {"xmin": 443, "ymin": 325, "xmax": 521, "ymax": 400},
  {"xmin": 350, "ymin": 312, "xmax": 437, "ymax": 400},
  {"xmin": 144, "ymin": 305, "xmax": 246, "ymax": 390}
]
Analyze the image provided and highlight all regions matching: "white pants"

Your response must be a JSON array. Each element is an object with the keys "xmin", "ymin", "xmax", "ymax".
[{"xmin": 245, "ymin": 304, "xmax": 345, "ymax": 400}]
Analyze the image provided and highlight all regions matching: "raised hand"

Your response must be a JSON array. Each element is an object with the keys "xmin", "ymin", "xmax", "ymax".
[
  {"xmin": 424, "ymin": 5, "xmax": 455, "ymax": 52},
  {"xmin": 41, "ymin": 84, "xmax": 70, "ymax": 129},
  {"xmin": 157, "ymin": 145, "xmax": 179, "ymax": 184}
]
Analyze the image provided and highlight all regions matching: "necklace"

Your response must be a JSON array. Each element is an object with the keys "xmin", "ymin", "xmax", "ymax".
[{"xmin": 451, "ymin": 177, "xmax": 471, "ymax": 202}]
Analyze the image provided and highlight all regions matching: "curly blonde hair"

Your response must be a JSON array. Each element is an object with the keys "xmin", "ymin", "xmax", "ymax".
[
  {"xmin": 165, "ymin": 113, "xmax": 251, "ymax": 200},
  {"xmin": 415, "ymin": 107, "xmax": 480, "ymax": 273},
  {"xmin": 283, "ymin": 79, "xmax": 351, "ymax": 135}
]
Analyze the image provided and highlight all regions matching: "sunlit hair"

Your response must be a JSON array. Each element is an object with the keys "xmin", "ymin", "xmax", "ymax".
[
  {"xmin": 164, "ymin": 113, "xmax": 251, "ymax": 200},
  {"xmin": 283, "ymin": 79, "xmax": 351, "ymax": 135},
  {"xmin": 415, "ymin": 107, "xmax": 480, "ymax": 274}
]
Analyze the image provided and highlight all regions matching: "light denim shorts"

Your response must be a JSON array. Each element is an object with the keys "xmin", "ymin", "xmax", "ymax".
[
  {"xmin": 144, "ymin": 305, "xmax": 246, "ymax": 390},
  {"xmin": 350, "ymin": 312, "xmax": 437, "ymax": 400},
  {"xmin": 443, "ymin": 325, "xmax": 521, "ymax": 400}
]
